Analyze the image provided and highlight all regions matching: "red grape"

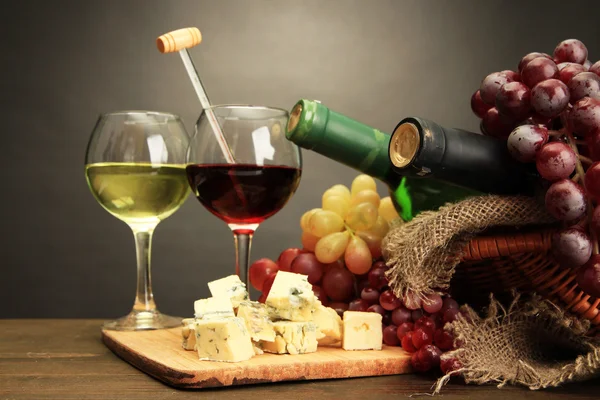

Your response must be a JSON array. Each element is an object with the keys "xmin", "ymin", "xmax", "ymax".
[
  {"xmin": 291, "ymin": 253, "xmax": 324, "ymax": 284},
  {"xmin": 441, "ymin": 297, "xmax": 459, "ymax": 312},
  {"xmin": 521, "ymin": 57, "xmax": 559, "ymax": 88},
  {"xmin": 481, "ymin": 107, "xmax": 516, "ymax": 138},
  {"xmin": 322, "ymin": 265, "xmax": 354, "ymax": 301},
  {"xmin": 501, "ymin": 70, "xmax": 521, "ymax": 82},
  {"xmin": 379, "ymin": 289, "xmax": 402, "ymax": 310},
  {"xmin": 480, "ymin": 72, "xmax": 516, "ymax": 105},
  {"xmin": 368, "ymin": 266, "xmax": 389, "ymax": 290},
  {"xmin": 434, "ymin": 329, "xmax": 454, "ymax": 350},
  {"xmin": 471, "ymin": 90, "xmax": 492, "ymax": 118},
  {"xmin": 329, "ymin": 302, "xmax": 348, "ymax": 318},
  {"xmin": 422, "ymin": 293, "xmax": 443, "ymax": 314},
  {"xmin": 404, "ymin": 291, "xmax": 423, "ymax": 310},
  {"xmin": 567, "ymin": 72, "xmax": 600, "ymax": 104},
  {"xmin": 559, "ymin": 63, "xmax": 586, "ymax": 84},
  {"xmin": 361, "ymin": 287, "xmax": 380, "ymax": 305},
  {"xmin": 262, "ymin": 273, "xmax": 277, "ymax": 296},
  {"xmin": 356, "ymin": 278, "xmax": 370, "ymax": 296},
  {"xmin": 535, "ymin": 142, "xmax": 577, "ymax": 181},
  {"xmin": 420, "ymin": 345, "xmax": 442, "ymax": 368},
  {"xmin": 312, "ymin": 285, "xmax": 328, "ymax": 305},
  {"xmin": 440, "ymin": 357, "xmax": 463, "ymax": 375},
  {"xmin": 584, "ymin": 59, "xmax": 593, "ymax": 71},
  {"xmin": 569, "ymin": 97, "xmax": 600, "ymax": 136},
  {"xmin": 496, "ymin": 81, "xmax": 531, "ymax": 119},
  {"xmin": 410, "ymin": 351, "xmax": 429, "ymax": 372},
  {"xmin": 348, "ymin": 298, "xmax": 370, "ymax": 312},
  {"xmin": 430, "ymin": 312, "xmax": 444, "ymax": 329},
  {"xmin": 507, "ymin": 124, "xmax": 549, "ymax": 162},
  {"xmin": 396, "ymin": 322, "xmax": 414, "ymax": 341},
  {"xmin": 257, "ymin": 292, "xmax": 267, "ymax": 303},
  {"xmin": 412, "ymin": 328, "xmax": 433, "ymax": 350},
  {"xmin": 586, "ymin": 128, "xmax": 600, "ymax": 161},
  {"xmin": 411, "ymin": 309, "xmax": 424, "ymax": 322},
  {"xmin": 590, "ymin": 61, "xmax": 600, "ymax": 77},
  {"xmin": 577, "ymin": 255, "xmax": 600, "ymax": 297},
  {"xmin": 249, "ymin": 258, "xmax": 279, "ymax": 291},
  {"xmin": 531, "ymin": 79, "xmax": 570, "ymax": 118},
  {"xmin": 367, "ymin": 304, "xmax": 385, "ymax": 316},
  {"xmin": 372, "ymin": 260, "xmax": 389, "ymax": 270},
  {"xmin": 545, "ymin": 179, "xmax": 587, "ymax": 221},
  {"xmin": 414, "ymin": 316, "xmax": 436, "ymax": 335},
  {"xmin": 401, "ymin": 331, "xmax": 417, "ymax": 353},
  {"xmin": 382, "ymin": 311, "xmax": 392, "ymax": 326},
  {"xmin": 277, "ymin": 248, "xmax": 302, "ymax": 271},
  {"xmin": 592, "ymin": 205, "xmax": 600, "ymax": 234},
  {"xmin": 585, "ymin": 162, "xmax": 600, "ymax": 199},
  {"xmin": 443, "ymin": 308, "xmax": 460, "ymax": 323},
  {"xmin": 554, "ymin": 39, "xmax": 588, "ymax": 65},
  {"xmin": 551, "ymin": 227, "xmax": 592, "ymax": 268},
  {"xmin": 518, "ymin": 52, "xmax": 552, "ymax": 72},
  {"xmin": 391, "ymin": 307, "xmax": 412, "ymax": 325},
  {"xmin": 383, "ymin": 325, "xmax": 401, "ymax": 346}
]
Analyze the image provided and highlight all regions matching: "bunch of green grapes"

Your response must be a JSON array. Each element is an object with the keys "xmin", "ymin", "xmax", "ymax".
[{"xmin": 299, "ymin": 174, "xmax": 400, "ymax": 275}]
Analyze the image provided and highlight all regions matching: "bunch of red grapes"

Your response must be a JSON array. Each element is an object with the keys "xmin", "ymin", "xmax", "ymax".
[
  {"xmin": 249, "ymin": 248, "xmax": 462, "ymax": 375},
  {"xmin": 471, "ymin": 39, "xmax": 600, "ymax": 298}
]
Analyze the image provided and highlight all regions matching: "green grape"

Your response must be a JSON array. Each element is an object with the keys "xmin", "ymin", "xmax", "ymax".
[
  {"xmin": 300, "ymin": 208, "xmax": 321, "ymax": 232},
  {"xmin": 351, "ymin": 174, "xmax": 377, "ymax": 196},
  {"xmin": 345, "ymin": 235, "xmax": 373, "ymax": 275},
  {"xmin": 315, "ymin": 231, "xmax": 350, "ymax": 263},
  {"xmin": 366, "ymin": 216, "xmax": 390, "ymax": 238},
  {"xmin": 308, "ymin": 210, "xmax": 345, "ymax": 237},
  {"xmin": 345, "ymin": 202, "xmax": 378, "ymax": 231},
  {"xmin": 356, "ymin": 231, "xmax": 382, "ymax": 259},
  {"xmin": 379, "ymin": 196, "xmax": 400, "ymax": 223},
  {"xmin": 323, "ymin": 195, "xmax": 350, "ymax": 218},
  {"xmin": 302, "ymin": 231, "xmax": 320, "ymax": 252},
  {"xmin": 350, "ymin": 189, "xmax": 381, "ymax": 208}
]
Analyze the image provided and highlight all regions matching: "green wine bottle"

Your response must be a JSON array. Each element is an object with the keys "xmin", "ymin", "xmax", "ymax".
[{"xmin": 285, "ymin": 99, "xmax": 536, "ymax": 221}]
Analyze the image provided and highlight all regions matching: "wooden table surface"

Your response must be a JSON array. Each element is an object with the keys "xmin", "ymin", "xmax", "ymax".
[{"xmin": 1, "ymin": 319, "xmax": 599, "ymax": 400}]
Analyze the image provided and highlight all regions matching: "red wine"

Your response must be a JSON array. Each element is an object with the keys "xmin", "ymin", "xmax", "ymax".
[{"xmin": 186, "ymin": 164, "xmax": 302, "ymax": 225}]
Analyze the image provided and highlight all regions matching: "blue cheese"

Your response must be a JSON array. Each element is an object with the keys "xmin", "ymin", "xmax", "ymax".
[
  {"xmin": 342, "ymin": 311, "xmax": 382, "ymax": 351},
  {"xmin": 265, "ymin": 271, "xmax": 316, "ymax": 322},
  {"xmin": 313, "ymin": 302, "xmax": 343, "ymax": 346},
  {"xmin": 236, "ymin": 301, "xmax": 276, "ymax": 342},
  {"xmin": 208, "ymin": 275, "xmax": 249, "ymax": 308},
  {"xmin": 194, "ymin": 317, "xmax": 254, "ymax": 362},
  {"xmin": 194, "ymin": 296, "xmax": 235, "ymax": 319},
  {"xmin": 260, "ymin": 321, "xmax": 318, "ymax": 355},
  {"xmin": 181, "ymin": 318, "xmax": 197, "ymax": 351}
]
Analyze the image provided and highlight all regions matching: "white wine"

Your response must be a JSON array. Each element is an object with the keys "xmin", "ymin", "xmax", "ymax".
[{"xmin": 85, "ymin": 162, "xmax": 190, "ymax": 225}]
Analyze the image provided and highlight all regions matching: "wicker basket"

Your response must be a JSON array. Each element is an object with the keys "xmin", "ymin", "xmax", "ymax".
[{"xmin": 452, "ymin": 229, "xmax": 600, "ymax": 335}]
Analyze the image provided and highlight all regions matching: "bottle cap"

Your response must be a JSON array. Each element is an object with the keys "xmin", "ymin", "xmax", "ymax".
[{"xmin": 389, "ymin": 122, "xmax": 421, "ymax": 169}]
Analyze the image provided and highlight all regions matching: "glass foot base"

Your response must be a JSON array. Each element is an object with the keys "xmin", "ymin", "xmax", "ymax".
[{"xmin": 102, "ymin": 310, "xmax": 182, "ymax": 331}]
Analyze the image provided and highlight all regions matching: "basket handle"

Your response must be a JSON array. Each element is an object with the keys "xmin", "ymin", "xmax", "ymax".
[{"xmin": 461, "ymin": 231, "xmax": 553, "ymax": 261}]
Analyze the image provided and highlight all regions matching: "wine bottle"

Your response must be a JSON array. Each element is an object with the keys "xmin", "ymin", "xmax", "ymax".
[{"xmin": 285, "ymin": 99, "xmax": 537, "ymax": 221}]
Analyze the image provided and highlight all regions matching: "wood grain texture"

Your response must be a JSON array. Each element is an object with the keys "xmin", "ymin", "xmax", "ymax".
[
  {"xmin": 2, "ymin": 320, "xmax": 600, "ymax": 400},
  {"xmin": 101, "ymin": 327, "xmax": 412, "ymax": 388}
]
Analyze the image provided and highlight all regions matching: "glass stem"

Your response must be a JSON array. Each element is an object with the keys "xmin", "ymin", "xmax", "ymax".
[
  {"xmin": 233, "ymin": 230, "xmax": 254, "ymax": 289},
  {"xmin": 131, "ymin": 227, "xmax": 157, "ymax": 313}
]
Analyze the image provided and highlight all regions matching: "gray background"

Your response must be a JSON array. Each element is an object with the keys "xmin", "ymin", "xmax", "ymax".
[{"xmin": 3, "ymin": 0, "xmax": 600, "ymax": 318}]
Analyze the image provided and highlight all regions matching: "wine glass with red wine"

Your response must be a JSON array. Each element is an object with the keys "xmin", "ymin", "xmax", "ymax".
[{"xmin": 186, "ymin": 105, "xmax": 302, "ymax": 289}]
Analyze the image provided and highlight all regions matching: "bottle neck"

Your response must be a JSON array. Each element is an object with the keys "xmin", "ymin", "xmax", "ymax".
[{"xmin": 286, "ymin": 100, "xmax": 400, "ymax": 187}]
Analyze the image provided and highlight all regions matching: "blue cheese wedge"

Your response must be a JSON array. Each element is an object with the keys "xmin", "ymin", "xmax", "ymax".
[
  {"xmin": 342, "ymin": 311, "xmax": 383, "ymax": 351},
  {"xmin": 194, "ymin": 296, "xmax": 235, "ymax": 319},
  {"xmin": 208, "ymin": 275, "xmax": 249, "ymax": 308},
  {"xmin": 313, "ymin": 302, "xmax": 343, "ymax": 346},
  {"xmin": 236, "ymin": 301, "xmax": 276, "ymax": 342},
  {"xmin": 265, "ymin": 271, "xmax": 316, "ymax": 322},
  {"xmin": 181, "ymin": 318, "xmax": 196, "ymax": 351},
  {"xmin": 260, "ymin": 321, "xmax": 318, "ymax": 355},
  {"xmin": 194, "ymin": 317, "xmax": 254, "ymax": 362}
]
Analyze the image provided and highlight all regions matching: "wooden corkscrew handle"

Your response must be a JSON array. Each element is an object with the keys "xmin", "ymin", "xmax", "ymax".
[{"xmin": 156, "ymin": 27, "xmax": 202, "ymax": 53}]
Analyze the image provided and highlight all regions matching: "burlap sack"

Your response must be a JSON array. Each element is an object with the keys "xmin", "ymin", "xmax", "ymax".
[{"xmin": 381, "ymin": 195, "xmax": 600, "ymax": 390}]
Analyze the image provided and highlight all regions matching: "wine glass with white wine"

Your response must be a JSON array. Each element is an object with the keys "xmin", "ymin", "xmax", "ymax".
[{"xmin": 85, "ymin": 111, "xmax": 190, "ymax": 331}]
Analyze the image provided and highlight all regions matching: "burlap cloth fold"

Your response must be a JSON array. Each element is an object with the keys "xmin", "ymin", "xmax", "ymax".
[{"xmin": 381, "ymin": 195, "xmax": 600, "ymax": 391}]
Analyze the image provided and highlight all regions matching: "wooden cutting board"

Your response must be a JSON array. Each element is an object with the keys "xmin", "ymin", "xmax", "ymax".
[{"xmin": 102, "ymin": 327, "xmax": 412, "ymax": 389}]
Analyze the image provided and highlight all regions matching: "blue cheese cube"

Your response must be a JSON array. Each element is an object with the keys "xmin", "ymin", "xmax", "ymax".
[
  {"xmin": 342, "ymin": 311, "xmax": 383, "ymax": 351},
  {"xmin": 208, "ymin": 275, "xmax": 249, "ymax": 308},
  {"xmin": 260, "ymin": 321, "xmax": 318, "ymax": 355},
  {"xmin": 181, "ymin": 318, "xmax": 197, "ymax": 351},
  {"xmin": 236, "ymin": 301, "xmax": 276, "ymax": 342},
  {"xmin": 265, "ymin": 271, "xmax": 316, "ymax": 322},
  {"xmin": 194, "ymin": 296, "xmax": 235, "ymax": 319},
  {"xmin": 194, "ymin": 317, "xmax": 254, "ymax": 362}
]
